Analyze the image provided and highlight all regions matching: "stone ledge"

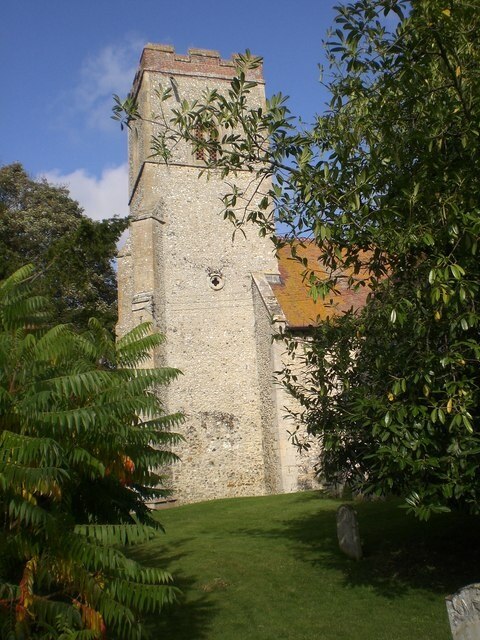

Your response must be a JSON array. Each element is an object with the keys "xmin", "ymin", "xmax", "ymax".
[{"xmin": 251, "ymin": 272, "xmax": 287, "ymax": 324}]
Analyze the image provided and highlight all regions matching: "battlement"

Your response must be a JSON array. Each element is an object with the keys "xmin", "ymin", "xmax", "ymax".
[{"xmin": 133, "ymin": 43, "xmax": 264, "ymax": 90}]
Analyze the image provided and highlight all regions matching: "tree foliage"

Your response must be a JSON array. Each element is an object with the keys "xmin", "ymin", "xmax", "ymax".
[
  {"xmin": 277, "ymin": 0, "xmax": 480, "ymax": 519},
  {"xmin": 0, "ymin": 265, "xmax": 183, "ymax": 638},
  {"xmin": 115, "ymin": 0, "xmax": 480, "ymax": 518},
  {"xmin": 0, "ymin": 163, "xmax": 127, "ymax": 331}
]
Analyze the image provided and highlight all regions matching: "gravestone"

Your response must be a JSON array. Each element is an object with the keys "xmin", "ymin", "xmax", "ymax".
[
  {"xmin": 446, "ymin": 584, "xmax": 480, "ymax": 640},
  {"xmin": 336, "ymin": 504, "xmax": 362, "ymax": 560}
]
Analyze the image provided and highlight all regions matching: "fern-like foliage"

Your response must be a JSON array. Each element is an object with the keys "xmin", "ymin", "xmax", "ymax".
[{"xmin": 0, "ymin": 266, "xmax": 183, "ymax": 639}]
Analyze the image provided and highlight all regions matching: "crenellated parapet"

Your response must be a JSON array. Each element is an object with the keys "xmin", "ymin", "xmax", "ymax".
[{"xmin": 131, "ymin": 44, "xmax": 264, "ymax": 99}]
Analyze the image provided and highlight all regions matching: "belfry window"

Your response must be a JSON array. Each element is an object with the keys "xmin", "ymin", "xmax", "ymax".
[{"xmin": 193, "ymin": 123, "xmax": 218, "ymax": 163}]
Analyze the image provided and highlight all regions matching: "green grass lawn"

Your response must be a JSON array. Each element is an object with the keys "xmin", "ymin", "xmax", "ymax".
[{"xmin": 133, "ymin": 492, "xmax": 480, "ymax": 639}]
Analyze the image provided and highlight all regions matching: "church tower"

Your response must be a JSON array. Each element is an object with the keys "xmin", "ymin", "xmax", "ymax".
[{"xmin": 117, "ymin": 45, "xmax": 293, "ymax": 503}]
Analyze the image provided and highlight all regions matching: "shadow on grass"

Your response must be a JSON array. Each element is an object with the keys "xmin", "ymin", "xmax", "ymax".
[
  {"xmin": 238, "ymin": 499, "xmax": 480, "ymax": 599},
  {"xmin": 144, "ymin": 573, "xmax": 216, "ymax": 640},
  {"xmin": 132, "ymin": 540, "xmax": 219, "ymax": 640}
]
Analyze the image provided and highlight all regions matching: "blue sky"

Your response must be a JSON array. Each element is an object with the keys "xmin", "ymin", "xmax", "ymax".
[{"xmin": 1, "ymin": 0, "xmax": 339, "ymax": 221}]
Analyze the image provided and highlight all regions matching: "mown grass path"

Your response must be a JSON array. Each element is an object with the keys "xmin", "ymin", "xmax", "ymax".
[{"xmin": 134, "ymin": 492, "xmax": 480, "ymax": 639}]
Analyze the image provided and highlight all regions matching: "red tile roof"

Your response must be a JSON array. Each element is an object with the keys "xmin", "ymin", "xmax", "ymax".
[{"xmin": 270, "ymin": 241, "xmax": 370, "ymax": 329}]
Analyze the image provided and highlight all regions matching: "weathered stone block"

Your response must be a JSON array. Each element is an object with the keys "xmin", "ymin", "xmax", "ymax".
[{"xmin": 336, "ymin": 504, "xmax": 362, "ymax": 560}]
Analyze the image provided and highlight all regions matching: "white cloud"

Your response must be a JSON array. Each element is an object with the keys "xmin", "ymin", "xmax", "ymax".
[
  {"xmin": 62, "ymin": 37, "xmax": 144, "ymax": 133},
  {"xmin": 40, "ymin": 164, "xmax": 129, "ymax": 221}
]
